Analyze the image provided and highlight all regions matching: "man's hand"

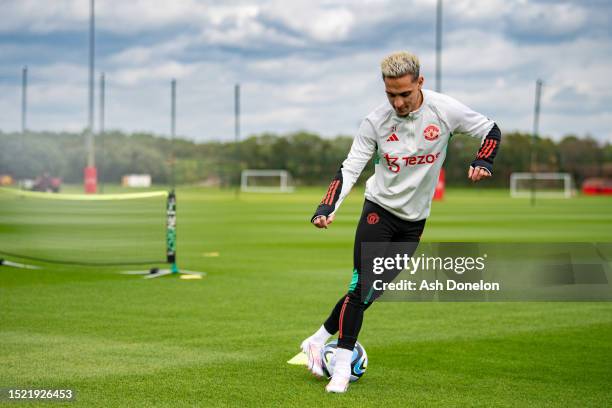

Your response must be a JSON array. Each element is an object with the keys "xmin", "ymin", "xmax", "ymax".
[
  {"xmin": 312, "ymin": 214, "xmax": 336, "ymax": 229},
  {"xmin": 468, "ymin": 166, "xmax": 491, "ymax": 182}
]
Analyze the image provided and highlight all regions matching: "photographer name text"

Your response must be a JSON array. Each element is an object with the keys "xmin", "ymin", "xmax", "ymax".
[{"xmin": 373, "ymin": 279, "xmax": 500, "ymax": 291}]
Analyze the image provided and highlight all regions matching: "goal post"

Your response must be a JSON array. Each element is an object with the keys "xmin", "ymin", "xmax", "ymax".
[
  {"xmin": 510, "ymin": 172, "xmax": 574, "ymax": 198},
  {"xmin": 240, "ymin": 169, "xmax": 295, "ymax": 193}
]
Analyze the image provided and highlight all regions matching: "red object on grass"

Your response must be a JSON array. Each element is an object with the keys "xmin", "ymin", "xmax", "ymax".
[
  {"xmin": 582, "ymin": 178, "xmax": 612, "ymax": 195},
  {"xmin": 84, "ymin": 166, "xmax": 97, "ymax": 194},
  {"xmin": 434, "ymin": 168, "xmax": 445, "ymax": 200}
]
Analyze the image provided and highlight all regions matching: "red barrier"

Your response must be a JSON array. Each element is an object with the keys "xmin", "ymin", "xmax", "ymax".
[
  {"xmin": 434, "ymin": 168, "xmax": 445, "ymax": 200},
  {"xmin": 582, "ymin": 178, "xmax": 612, "ymax": 195},
  {"xmin": 84, "ymin": 166, "xmax": 97, "ymax": 194}
]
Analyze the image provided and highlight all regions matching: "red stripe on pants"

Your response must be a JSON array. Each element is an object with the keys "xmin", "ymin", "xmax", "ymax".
[{"xmin": 338, "ymin": 295, "xmax": 350, "ymax": 339}]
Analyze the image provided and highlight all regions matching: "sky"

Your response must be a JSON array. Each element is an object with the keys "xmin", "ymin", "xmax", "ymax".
[{"xmin": 0, "ymin": 0, "xmax": 611, "ymax": 143}]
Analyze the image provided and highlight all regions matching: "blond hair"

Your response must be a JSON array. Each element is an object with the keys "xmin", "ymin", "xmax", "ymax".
[{"xmin": 380, "ymin": 51, "xmax": 420, "ymax": 80}]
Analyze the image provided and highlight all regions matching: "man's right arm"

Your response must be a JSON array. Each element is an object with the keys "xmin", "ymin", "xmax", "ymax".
[{"xmin": 311, "ymin": 120, "xmax": 377, "ymax": 227}]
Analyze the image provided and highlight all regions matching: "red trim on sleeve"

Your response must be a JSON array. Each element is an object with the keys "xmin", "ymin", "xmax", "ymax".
[
  {"xmin": 326, "ymin": 180, "xmax": 341, "ymax": 205},
  {"xmin": 477, "ymin": 140, "xmax": 492, "ymax": 159},
  {"xmin": 482, "ymin": 140, "xmax": 497, "ymax": 158},
  {"xmin": 321, "ymin": 180, "xmax": 337, "ymax": 205}
]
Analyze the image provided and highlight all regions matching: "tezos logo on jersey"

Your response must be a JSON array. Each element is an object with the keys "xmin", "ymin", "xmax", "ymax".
[
  {"xmin": 383, "ymin": 152, "xmax": 441, "ymax": 173},
  {"xmin": 423, "ymin": 124, "xmax": 440, "ymax": 141},
  {"xmin": 367, "ymin": 212, "xmax": 380, "ymax": 225}
]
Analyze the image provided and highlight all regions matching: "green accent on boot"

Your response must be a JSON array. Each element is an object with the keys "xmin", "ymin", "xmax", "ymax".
[
  {"xmin": 348, "ymin": 268, "xmax": 359, "ymax": 292},
  {"xmin": 364, "ymin": 286, "xmax": 375, "ymax": 305}
]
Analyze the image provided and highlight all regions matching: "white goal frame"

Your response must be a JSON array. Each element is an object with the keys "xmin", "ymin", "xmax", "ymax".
[
  {"xmin": 240, "ymin": 169, "xmax": 295, "ymax": 193},
  {"xmin": 510, "ymin": 172, "xmax": 573, "ymax": 198}
]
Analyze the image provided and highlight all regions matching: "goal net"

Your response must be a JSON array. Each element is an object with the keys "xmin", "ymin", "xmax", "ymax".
[
  {"xmin": 0, "ymin": 188, "xmax": 168, "ymax": 266},
  {"xmin": 240, "ymin": 170, "xmax": 294, "ymax": 193},
  {"xmin": 510, "ymin": 173, "xmax": 574, "ymax": 198}
]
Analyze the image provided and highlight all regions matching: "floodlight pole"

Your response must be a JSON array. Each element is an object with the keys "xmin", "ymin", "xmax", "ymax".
[
  {"xmin": 84, "ymin": 0, "xmax": 97, "ymax": 193},
  {"xmin": 170, "ymin": 79, "xmax": 176, "ymax": 191},
  {"xmin": 20, "ymin": 65, "xmax": 28, "ymax": 169},
  {"xmin": 234, "ymin": 83, "xmax": 241, "ymax": 197},
  {"xmin": 88, "ymin": 0, "xmax": 95, "ymax": 162},
  {"xmin": 435, "ymin": 0, "xmax": 442, "ymax": 93},
  {"xmin": 21, "ymin": 66, "xmax": 27, "ymax": 136},
  {"xmin": 434, "ymin": 0, "xmax": 449, "ymax": 190},
  {"xmin": 99, "ymin": 72, "xmax": 105, "ymax": 193},
  {"xmin": 530, "ymin": 79, "xmax": 543, "ymax": 206}
]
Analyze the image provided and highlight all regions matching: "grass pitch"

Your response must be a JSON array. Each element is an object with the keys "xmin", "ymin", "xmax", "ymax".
[{"xmin": 1, "ymin": 187, "xmax": 611, "ymax": 407}]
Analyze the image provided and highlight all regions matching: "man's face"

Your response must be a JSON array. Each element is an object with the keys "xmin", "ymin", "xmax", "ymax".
[{"xmin": 384, "ymin": 74, "xmax": 424, "ymax": 117}]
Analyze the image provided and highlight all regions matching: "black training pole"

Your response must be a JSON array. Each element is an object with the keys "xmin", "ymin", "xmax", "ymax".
[{"xmin": 166, "ymin": 191, "xmax": 177, "ymax": 273}]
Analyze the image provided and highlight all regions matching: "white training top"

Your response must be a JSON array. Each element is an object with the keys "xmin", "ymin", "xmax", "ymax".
[{"xmin": 333, "ymin": 89, "xmax": 494, "ymax": 221}]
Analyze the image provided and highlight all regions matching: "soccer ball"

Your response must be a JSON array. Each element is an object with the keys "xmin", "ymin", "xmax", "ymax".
[{"xmin": 320, "ymin": 340, "xmax": 368, "ymax": 382}]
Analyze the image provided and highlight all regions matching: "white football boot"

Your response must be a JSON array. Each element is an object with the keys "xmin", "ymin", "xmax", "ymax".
[
  {"xmin": 325, "ymin": 372, "xmax": 350, "ymax": 393},
  {"xmin": 325, "ymin": 347, "xmax": 352, "ymax": 393},
  {"xmin": 300, "ymin": 338, "xmax": 325, "ymax": 377}
]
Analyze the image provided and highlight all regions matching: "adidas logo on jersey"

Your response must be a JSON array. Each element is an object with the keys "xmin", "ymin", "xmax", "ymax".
[{"xmin": 386, "ymin": 133, "xmax": 399, "ymax": 142}]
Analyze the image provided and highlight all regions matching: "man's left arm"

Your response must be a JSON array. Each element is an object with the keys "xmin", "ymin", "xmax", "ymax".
[
  {"xmin": 444, "ymin": 95, "xmax": 502, "ymax": 182},
  {"xmin": 469, "ymin": 123, "xmax": 501, "ymax": 182}
]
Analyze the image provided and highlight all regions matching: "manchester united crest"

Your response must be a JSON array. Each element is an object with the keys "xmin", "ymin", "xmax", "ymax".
[
  {"xmin": 366, "ymin": 212, "xmax": 380, "ymax": 225},
  {"xmin": 423, "ymin": 124, "xmax": 440, "ymax": 141}
]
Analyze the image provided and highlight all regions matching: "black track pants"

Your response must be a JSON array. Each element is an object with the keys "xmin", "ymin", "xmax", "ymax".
[{"xmin": 323, "ymin": 199, "xmax": 426, "ymax": 350}]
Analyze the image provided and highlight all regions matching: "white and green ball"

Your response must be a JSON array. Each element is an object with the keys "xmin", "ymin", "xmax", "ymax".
[{"xmin": 320, "ymin": 340, "xmax": 368, "ymax": 382}]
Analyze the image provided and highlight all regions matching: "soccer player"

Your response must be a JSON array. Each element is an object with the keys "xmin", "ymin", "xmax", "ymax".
[{"xmin": 300, "ymin": 51, "xmax": 501, "ymax": 393}]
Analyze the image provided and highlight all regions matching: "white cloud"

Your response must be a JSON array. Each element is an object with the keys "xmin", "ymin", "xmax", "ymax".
[
  {"xmin": 443, "ymin": 30, "xmax": 526, "ymax": 75},
  {"xmin": 34, "ymin": 63, "xmax": 87, "ymax": 83},
  {"xmin": 447, "ymin": 0, "xmax": 512, "ymax": 22},
  {"xmin": 112, "ymin": 62, "xmax": 196, "ymax": 86},
  {"xmin": 506, "ymin": 1, "xmax": 589, "ymax": 37},
  {"xmin": 0, "ymin": 85, "xmax": 21, "ymax": 131},
  {"xmin": 260, "ymin": 4, "xmax": 355, "ymax": 42},
  {"xmin": 0, "ymin": 0, "xmax": 89, "ymax": 33},
  {"xmin": 107, "ymin": 36, "xmax": 193, "ymax": 66}
]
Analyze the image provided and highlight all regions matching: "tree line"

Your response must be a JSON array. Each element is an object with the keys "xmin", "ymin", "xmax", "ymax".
[{"xmin": 1, "ymin": 129, "xmax": 610, "ymax": 188}]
